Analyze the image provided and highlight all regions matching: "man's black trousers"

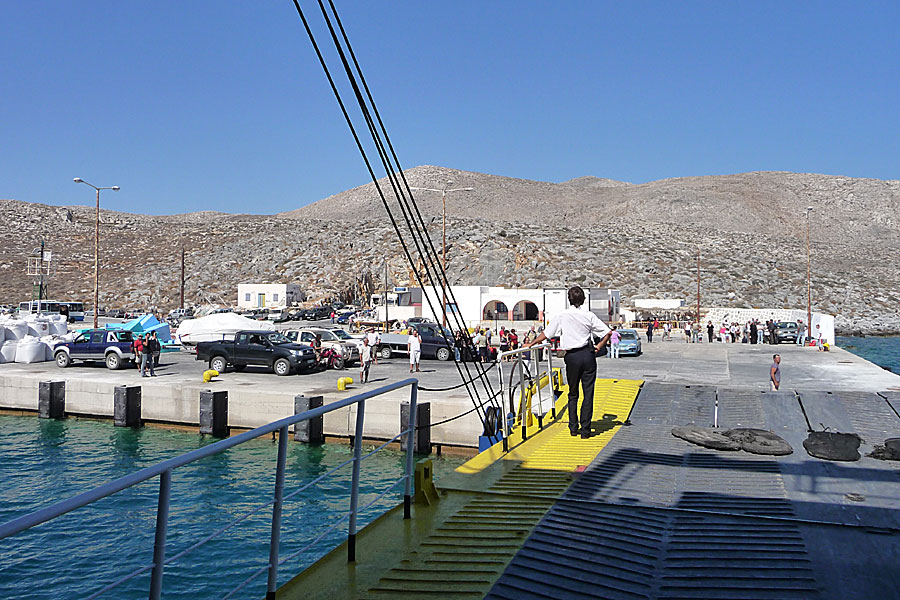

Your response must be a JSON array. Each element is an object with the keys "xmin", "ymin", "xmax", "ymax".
[{"xmin": 564, "ymin": 346, "xmax": 597, "ymax": 434}]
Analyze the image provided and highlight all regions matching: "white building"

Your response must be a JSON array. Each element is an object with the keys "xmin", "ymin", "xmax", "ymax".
[
  {"xmin": 237, "ymin": 284, "xmax": 302, "ymax": 310},
  {"xmin": 371, "ymin": 286, "xmax": 620, "ymax": 328}
]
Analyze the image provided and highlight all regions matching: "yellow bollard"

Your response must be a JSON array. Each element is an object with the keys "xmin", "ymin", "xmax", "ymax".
[
  {"xmin": 337, "ymin": 376, "xmax": 354, "ymax": 391},
  {"xmin": 202, "ymin": 369, "xmax": 219, "ymax": 383}
]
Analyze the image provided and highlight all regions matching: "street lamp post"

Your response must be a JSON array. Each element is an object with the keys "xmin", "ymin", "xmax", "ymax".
[
  {"xmin": 74, "ymin": 178, "xmax": 120, "ymax": 329},
  {"xmin": 411, "ymin": 181, "xmax": 473, "ymax": 326},
  {"xmin": 805, "ymin": 206, "xmax": 814, "ymax": 336}
]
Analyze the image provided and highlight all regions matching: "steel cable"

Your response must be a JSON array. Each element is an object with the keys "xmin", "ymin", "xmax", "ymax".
[{"xmin": 291, "ymin": 0, "xmax": 501, "ymax": 431}]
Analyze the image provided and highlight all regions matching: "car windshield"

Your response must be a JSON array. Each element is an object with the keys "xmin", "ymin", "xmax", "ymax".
[
  {"xmin": 619, "ymin": 331, "xmax": 638, "ymax": 340},
  {"xmin": 266, "ymin": 332, "xmax": 292, "ymax": 345},
  {"xmin": 315, "ymin": 331, "xmax": 338, "ymax": 341},
  {"xmin": 331, "ymin": 329, "xmax": 352, "ymax": 340}
]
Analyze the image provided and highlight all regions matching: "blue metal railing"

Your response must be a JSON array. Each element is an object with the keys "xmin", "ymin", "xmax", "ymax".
[{"xmin": 0, "ymin": 378, "xmax": 420, "ymax": 600}]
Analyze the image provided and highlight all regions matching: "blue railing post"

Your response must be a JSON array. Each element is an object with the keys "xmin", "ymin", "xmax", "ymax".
[
  {"xmin": 148, "ymin": 469, "xmax": 172, "ymax": 600},
  {"xmin": 266, "ymin": 425, "xmax": 289, "ymax": 599},
  {"xmin": 404, "ymin": 383, "xmax": 418, "ymax": 519},
  {"xmin": 347, "ymin": 399, "xmax": 365, "ymax": 562}
]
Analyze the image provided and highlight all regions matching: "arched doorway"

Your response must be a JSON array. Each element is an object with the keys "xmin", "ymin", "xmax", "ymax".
[
  {"xmin": 512, "ymin": 300, "xmax": 539, "ymax": 321},
  {"xmin": 483, "ymin": 300, "xmax": 508, "ymax": 321}
]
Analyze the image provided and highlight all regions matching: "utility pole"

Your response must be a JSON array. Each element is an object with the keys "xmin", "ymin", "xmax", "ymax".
[
  {"xmin": 384, "ymin": 260, "xmax": 389, "ymax": 332},
  {"xmin": 180, "ymin": 244, "xmax": 185, "ymax": 310},
  {"xmin": 696, "ymin": 247, "xmax": 701, "ymax": 324},
  {"xmin": 39, "ymin": 240, "xmax": 45, "ymax": 306},
  {"xmin": 411, "ymin": 181, "xmax": 474, "ymax": 326},
  {"xmin": 805, "ymin": 206, "xmax": 814, "ymax": 332}
]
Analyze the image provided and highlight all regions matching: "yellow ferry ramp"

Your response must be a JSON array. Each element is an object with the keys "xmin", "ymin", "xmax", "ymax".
[{"xmin": 275, "ymin": 377, "xmax": 642, "ymax": 600}]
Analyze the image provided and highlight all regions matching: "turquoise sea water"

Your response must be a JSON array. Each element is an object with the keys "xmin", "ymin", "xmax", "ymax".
[
  {"xmin": 0, "ymin": 415, "xmax": 465, "ymax": 600},
  {"xmin": 837, "ymin": 335, "xmax": 900, "ymax": 375}
]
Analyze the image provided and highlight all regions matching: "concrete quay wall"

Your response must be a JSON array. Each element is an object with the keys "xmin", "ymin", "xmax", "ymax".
[{"xmin": 0, "ymin": 375, "xmax": 483, "ymax": 447}]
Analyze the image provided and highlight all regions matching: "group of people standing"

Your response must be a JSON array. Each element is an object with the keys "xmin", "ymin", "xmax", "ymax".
[{"xmin": 131, "ymin": 332, "xmax": 161, "ymax": 377}]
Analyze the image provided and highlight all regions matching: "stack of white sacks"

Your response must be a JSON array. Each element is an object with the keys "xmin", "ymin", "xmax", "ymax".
[{"xmin": 0, "ymin": 314, "xmax": 71, "ymax": 364}]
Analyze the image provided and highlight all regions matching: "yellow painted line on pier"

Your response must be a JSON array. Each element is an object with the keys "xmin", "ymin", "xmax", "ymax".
[{"xmin": 275, "ymin": 377, "xmax": 642, "ymax": 600}]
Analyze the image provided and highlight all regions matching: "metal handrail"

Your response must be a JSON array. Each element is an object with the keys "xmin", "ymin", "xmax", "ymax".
[
  {"xmin": 0, "ymin": 377, "xmax": 420, "ymax": 600},
  {"xmin": 496, "ymin": 343, "xmax": 553, "ymax": 450}
]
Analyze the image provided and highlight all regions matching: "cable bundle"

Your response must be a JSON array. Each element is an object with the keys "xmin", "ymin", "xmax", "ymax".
[{"xmin": 291, "ymin": 0, "xmax": 502, "ymax": 432}]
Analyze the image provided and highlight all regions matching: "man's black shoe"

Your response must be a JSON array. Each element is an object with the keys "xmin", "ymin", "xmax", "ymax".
[
  {"xmin": 570, "ymin": 430, "xmax": 579, "ymax": 437},
  {"xmin": 581, "ymin": 432, "xmax": 591, "ymax": 439}
]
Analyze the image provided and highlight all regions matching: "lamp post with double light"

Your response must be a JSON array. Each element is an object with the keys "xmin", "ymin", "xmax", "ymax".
[
  {"xmin": 411, "ymin": 180, "xmax": 473, "ymax": 326},
  {"xmin": 73, "ymin": 178, "xmax": 120, "ymax": 329}
]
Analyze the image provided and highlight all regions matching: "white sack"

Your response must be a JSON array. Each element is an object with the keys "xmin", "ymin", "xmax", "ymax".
[
  {"xmin": 40, "ymin": 337, "xmax": 58, "ymax": 361},
  {"xmin": 50, "ymin": 321, "xmax": 67, "ymax": 336},
  {"xmin": 5, "ymin": 321, "xmax": 27, "ymax": 341},
  {"xmin": 0, "ymin": 340, "xmax": 18, "ymax": 362},
  {"xmin": 15, "ymin": 338, "xmax": 46, "ymax": 363},
  {"xmin": 28, "ymin": 320, "xmax": 52, "ymax": 337},
  {"xmin": 0, "ymin": 326, "xmax": 5, "ymax": 344}
]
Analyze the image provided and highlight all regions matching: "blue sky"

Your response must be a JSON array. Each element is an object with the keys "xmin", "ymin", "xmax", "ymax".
[{"xmin": 2, "ymin": 1, "xmax": 898, "ymax": 215}]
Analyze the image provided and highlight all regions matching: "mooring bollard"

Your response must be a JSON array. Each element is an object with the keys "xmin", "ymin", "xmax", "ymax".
[
  {"xmin": 400, "ymin": 401, "xmax": 431, "ymax": 454},
  {"xmin": 38, "ymin": 381, "xmax": 66, "ymax": 419},
  {"xmin": 293, "ymin": 395, "xmax": 324, "ymax": 444},
  {"xmin": 199, "ymin": 390, "xmax": 229, "ymax": 438},
  {"xmin": 114, "ymin": 385, "xmax": 142, "ymax": 428}
]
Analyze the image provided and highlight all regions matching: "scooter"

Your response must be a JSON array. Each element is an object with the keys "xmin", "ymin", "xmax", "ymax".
[{"xmin": 316, "ymin": 346, "xmax": 345, "ymax": 370}]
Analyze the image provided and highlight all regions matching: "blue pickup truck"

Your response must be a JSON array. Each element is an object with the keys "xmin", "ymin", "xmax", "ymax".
[{"xmin": 54, "ymin": 329, "xmax": 135, "ymax": 370}]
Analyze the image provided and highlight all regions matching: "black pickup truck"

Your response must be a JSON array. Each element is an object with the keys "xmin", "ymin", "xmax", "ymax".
[{"xmin": 195, "ymin": 330, "xmax": 316, "ymax": 376}]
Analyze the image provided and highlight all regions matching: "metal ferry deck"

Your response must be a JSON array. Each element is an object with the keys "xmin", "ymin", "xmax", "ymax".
[{"xmin": 279, "ymin": 377, "xmax": 900, "ymax": 600}]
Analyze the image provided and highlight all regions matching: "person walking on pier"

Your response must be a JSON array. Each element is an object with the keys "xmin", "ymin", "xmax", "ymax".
[
  {"xmin": 609, "ymin": 326, "xmax": 620, "ymax": 359},
  {"xmin": 707, "ymin": 321, "xmax": 714, "ymax": 343},
  {"xmin": 647, "ymin": 321, "xmax": 654, "ymax": 343},
  {"xmin": 797, "ymin": 319, "xmax": 807, "ymax": 346},
  {"xmin": 770, "ymin": 354, "xmax": 781, "ymax": 391},
  {"xmin": 359, "ymin": 337, "xmax": 372, "ymax": 383},
  {"xmin": 524, "ymin": 286, "xmax": 611, "ymax": 439},
  {"xmin": 408, "ymin": 329, "xmax": 422, "ymax": 373}
]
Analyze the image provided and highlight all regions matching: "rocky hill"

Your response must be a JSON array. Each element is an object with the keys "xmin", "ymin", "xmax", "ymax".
[{"xmin": 2, "ymin": 167, "xmax": 899, "ymax": 335}]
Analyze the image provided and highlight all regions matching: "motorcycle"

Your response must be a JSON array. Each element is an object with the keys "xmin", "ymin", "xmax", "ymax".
[{"xmin": 316, "ymin": 346, "xmax": 345, "ymax": 370}]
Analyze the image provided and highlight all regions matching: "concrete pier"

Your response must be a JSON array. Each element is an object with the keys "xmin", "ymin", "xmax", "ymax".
[{"xmin": 0, "ymin": 342, "xmax": 898, "ymax": 447}]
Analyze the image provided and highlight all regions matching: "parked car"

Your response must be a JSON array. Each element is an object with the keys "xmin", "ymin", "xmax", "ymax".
[
  {"xmin": 107, "ymin": 309, "xmax": 126, "ymax": 319},
  {"xmin": 283, "ymin": 327, "xmax": 361, "ymax": 365},
  {"xmin": 267, "ymin": 309, "xmax": 291, "ymax": 323},
  {"xmin": 303, "ymin": 306, "xmax": 332, "ymax": 321},
  {"xmin": 54, "ymin": 329, "xmax": 134, "ymax": 370},
  {"xmin": 335, "ymin": 311, "xmax": 356, "ymax": 324},
  {"xmin": 376, "ymin": 322, "xmax": 454, "ymax": 361},
  {"xmin": 616, "ymin": 329, "xmax": 643, "ymax": 356},
  {"xmin": 406, "ymin": 317, "xmax": 435, "ymax": 325},
  {"xmin": 195, "ymin": 330, "xmax": 315, "ymax": 376},
  {"xmin": 773, "ymin": 321, "xmax": 799, "ymax": 344}
]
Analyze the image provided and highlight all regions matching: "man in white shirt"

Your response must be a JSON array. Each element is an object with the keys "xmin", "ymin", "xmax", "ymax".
[
  {"xmin": 366, "ymin": 329, "xmax": 380, "ymax": 364},
  {"xmin": 408, "ymin": 329, "xmax": 422, "ymax": 373},
  {"xmin": 525, "ymin": 286, "xmax": 611, "ymax": 438}
]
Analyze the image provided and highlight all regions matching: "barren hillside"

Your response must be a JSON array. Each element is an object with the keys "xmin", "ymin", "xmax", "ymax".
[{"xmin": 2, "ymin": 167, "xmax": 899, "ymax": 334}]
